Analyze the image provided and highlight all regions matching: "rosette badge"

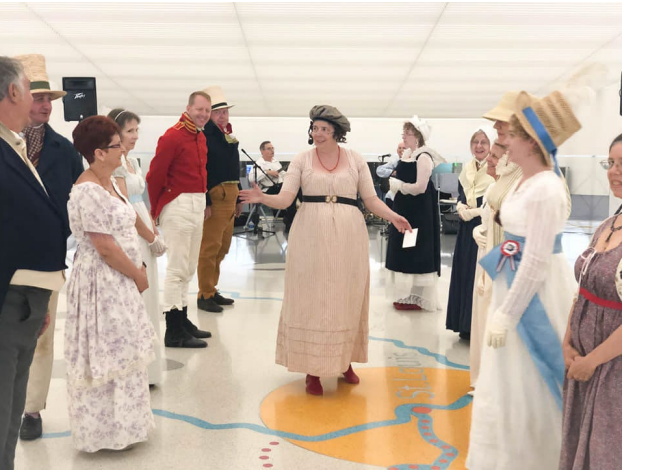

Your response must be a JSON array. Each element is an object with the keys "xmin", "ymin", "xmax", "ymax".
[{"xmin": 497, "ymin": 240, "xmax": 520, "ymax": 272}]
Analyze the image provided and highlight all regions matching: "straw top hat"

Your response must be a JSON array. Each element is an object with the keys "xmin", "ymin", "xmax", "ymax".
[
  {"xmin": 14, "ymin": 54, "xmax": 66, "ymax": 100},
  {"xmin": 409, "ymin": 115, "xmax": 432, "ymax": 142},
  {"xmin": 514, "ymin": 90, "xmax": 582, "ymax": 175},
  {"xmin": 203, "ymin": 85, "xmax": 234, "ymax": 110}
]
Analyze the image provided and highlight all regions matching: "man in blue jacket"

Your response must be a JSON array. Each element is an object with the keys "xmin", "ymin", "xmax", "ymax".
[
  {"xmin": 0, "ymin": 56, "xmax": 67, "ymax": 470},
  {"xmin": 13, "ymin": 54, "xmax": 84, "ymax": 441}
]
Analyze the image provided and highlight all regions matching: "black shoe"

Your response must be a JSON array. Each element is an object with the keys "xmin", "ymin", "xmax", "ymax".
[
  {"xmin": 181, "ymin": 306, "xmax": 212, "ymax": 339},
  {"xmin": 19, "ymin": 414, "xmax": 42, "ymax": 440},
  {"xmin": 212, "ymin": 292, "xmax": 234, "ymax": 306},
  {"xmin": 164, "ymin": 309, "xmax": 207, "ymax": 348},
  {"xmin": 197, "ymin": 295, "xmax": 224, "ymax": 312},
  {"xmin": 183, "ymin": 318, "xmax": 212, "ymax": 339}
]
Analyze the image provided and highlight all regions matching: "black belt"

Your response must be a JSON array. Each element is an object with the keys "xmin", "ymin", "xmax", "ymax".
[{"xmin": 302, "ymin": 195, "xmax": 358, "ymax": 207}]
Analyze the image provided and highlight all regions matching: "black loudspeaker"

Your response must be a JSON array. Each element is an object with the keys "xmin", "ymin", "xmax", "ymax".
[{"xmin": 62, "ymin": 77, "xmax": 97, "ymax": 122}]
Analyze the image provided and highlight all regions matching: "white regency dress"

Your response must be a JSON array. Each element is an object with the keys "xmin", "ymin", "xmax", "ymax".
[
  {"xmin": 114, "ymin": 155, "xmax": 163, "ymax": 384},
  {"xmin": 466, "ymin": 171, "xmax": 576, "ymax": 469}
]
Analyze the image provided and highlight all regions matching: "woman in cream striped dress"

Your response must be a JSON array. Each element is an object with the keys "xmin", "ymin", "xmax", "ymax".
[{"xmin": 240, "ymin": 105, "xmax": 410, "ymax": 396}]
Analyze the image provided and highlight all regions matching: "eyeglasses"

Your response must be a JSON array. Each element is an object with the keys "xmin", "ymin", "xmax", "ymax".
[
  {"xmin": 471, "ymin": 140, "xmax": 490, "ymax": 146},
  {"xmin": 599, "ymin": 159, "xmax": 622, "ymax": 171},
  {"xmin": 102, "ymin": 143, "xmax": 122, "ymax": 150},
  {"xmin": 401, "ymin": 133, "xmax": 415, "ymax": 138}
]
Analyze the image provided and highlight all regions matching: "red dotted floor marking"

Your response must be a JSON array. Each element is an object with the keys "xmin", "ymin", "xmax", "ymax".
[{"xmin": 258, "ymin": 439, "xmax": 281, "ymax": 468}]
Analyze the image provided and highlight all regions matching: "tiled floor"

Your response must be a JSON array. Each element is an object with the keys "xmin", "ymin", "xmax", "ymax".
[{"xmin": 14, "ymin": 220, "xmax": 595, "ymax": 470}]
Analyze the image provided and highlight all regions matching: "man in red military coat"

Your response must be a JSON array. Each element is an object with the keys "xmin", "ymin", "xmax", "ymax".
[{"xmin": 146, "ymin": 91, "xmax": 213, "ymax": 348}]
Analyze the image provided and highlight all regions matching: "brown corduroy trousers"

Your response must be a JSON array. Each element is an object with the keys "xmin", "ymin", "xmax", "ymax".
[{"xmin": 197, "ymin": 183, "xmax": 239, "ymax": 299}]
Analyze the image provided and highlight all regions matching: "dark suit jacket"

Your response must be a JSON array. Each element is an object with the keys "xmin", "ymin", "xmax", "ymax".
[
  {"xmin": 35, "ymin": 124, "xmax": 84, "ymax": 236},
  {"xmin": 0, "ymin": 138, "xmax": 67, "ymax": 308},
  {"xmin": 204, "ymin": 120, "xmax": 241, "ymax": 206}
]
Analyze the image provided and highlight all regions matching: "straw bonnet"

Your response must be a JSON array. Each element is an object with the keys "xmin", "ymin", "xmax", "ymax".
[
  {"xmin": 482, "ymin": 91, "xmax": 521, "ymax": 122},
  {"xmin": 309, "ymin": 105, "xmax": 351, "ymax": 132},
  {"xmin": 514, "ymin": 90, "xmax": 582, "ymax": 175},
  {"xmin": 14, "ymin": 54, "xmax": 66, "ymax": 100},
  {"xmin": 409, "ymin": 115, "xmax": 432, "ymax": 142},
  {"xmin": 203, "ymin": 85, "xmax": 234, "ymax": 110}
]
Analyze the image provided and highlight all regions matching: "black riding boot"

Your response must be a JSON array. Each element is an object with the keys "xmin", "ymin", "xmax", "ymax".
[
  {"xmin": 181, "ymin": 306, "xmax": 212, "ymax": 339},
  {"xmin": 164, "ymin": 308, "xmax": 207, "ymax": 348}
]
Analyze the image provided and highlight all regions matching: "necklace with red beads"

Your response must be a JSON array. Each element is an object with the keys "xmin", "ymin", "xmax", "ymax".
[{"xmin": 315, "ymin": 146, "xmax": 340, "ymax": 172}]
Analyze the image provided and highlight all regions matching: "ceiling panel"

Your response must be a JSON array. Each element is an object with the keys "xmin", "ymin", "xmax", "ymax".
[{"xmin": 0, "ymin": 1, "xmax": 621, "ymax": 118}]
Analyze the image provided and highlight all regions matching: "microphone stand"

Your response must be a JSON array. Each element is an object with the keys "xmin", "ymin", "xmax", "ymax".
[
  {"xmin": 367, "ymin": 154, "xmax": 392, "ymax": 232},
  {"xmin": 235, "ymin": 149, "xmax": 277, "ymax": 239}
]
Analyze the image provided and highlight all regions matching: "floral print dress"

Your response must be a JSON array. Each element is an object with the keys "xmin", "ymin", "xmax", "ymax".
[{"xmin": 65, "ymin": 180, "xmax": 155, "ymax": 452}]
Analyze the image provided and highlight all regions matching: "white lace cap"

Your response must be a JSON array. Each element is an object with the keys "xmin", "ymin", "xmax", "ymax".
[{"xmin": 409, "ymin": 115, "xmax": 432, "ymax": 142}]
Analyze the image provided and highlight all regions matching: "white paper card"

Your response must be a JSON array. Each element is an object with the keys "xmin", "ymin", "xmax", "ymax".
[{"xmin": 402, "ymin": 228, "xmax": 418, "ymax": 248}]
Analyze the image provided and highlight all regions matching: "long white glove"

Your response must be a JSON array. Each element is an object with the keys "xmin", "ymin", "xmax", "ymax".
[
  {"xmin": 389, "ymin": 177, "xmax": 402, "ymax": 194},
  {"xmin": 487, "ymin": 324, "xmax": 508, "ymax": 349},
  {"xmin": 459, "ymin": 205, "xmax": 482, "ymax": 222},
  {"xmin": 472, "ymin": 225, "xmax": 487, "ymax": 249},
  {"xmin": 486, "ymin": 309, "xmax": 513, "ymax": 348},
  {"xmin": 149, "ymin": 234, "xmax": 167, "ymax": 257}
]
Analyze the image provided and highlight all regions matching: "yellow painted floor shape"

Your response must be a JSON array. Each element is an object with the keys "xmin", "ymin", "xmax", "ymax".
[{"xmin": 260, "ymin": 367, "xmax": 472, "ymax": 470}]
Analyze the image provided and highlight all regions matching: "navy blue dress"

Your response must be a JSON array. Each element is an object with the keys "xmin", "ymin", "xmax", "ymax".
[
  {"xmin": 445, "ymin": 181, "xmax": 482, "ymax": 336},
  {"xmin": 385, "ymin": 155, "xmax": 441, "ymax": 276}
]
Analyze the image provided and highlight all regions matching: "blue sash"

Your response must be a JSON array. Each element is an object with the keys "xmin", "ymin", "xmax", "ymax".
[
  {"xmin": 129, "ymin": 194, "xmax": 144, "ymax": 204},
  {"xmin": 479, "ymin": 232, "xmax": 565, "ymax": 410}
]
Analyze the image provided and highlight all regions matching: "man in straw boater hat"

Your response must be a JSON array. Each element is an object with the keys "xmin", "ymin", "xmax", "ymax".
[
  {"xmin": 146, "ymin": 91, "xmax": 213, "ymax": 349},
  {"xmin": 11, "ymin": 54, "xmax": 85, "ymax": 441},
  {"xmin": 196, "ymin": 85, "xmax": 241, "ymax": 313},
  {"xmin": 467, "ymin": 89, "xmax": 582, "ymax": 469},
  {"xmin": 0, "ymin": 56, "xmax": 67, "ymax": 469}
]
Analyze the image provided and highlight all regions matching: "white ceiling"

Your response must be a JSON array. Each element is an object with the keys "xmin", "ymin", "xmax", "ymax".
[{"xmin": 1, "ymin": 1, "xmax": 622, "ymax": 118}]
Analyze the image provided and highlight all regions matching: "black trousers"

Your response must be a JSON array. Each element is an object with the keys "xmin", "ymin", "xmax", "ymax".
[{"xmin": 0, "ymin": 285, "xmax": 50, "ymax": 470}]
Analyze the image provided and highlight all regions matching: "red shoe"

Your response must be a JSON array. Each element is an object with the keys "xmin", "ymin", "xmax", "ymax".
[
  {"xmin": 393, "ymin": 302, "xmax": 422, "ymax": 311},
  {"xmin": 342, "ymin": 365, "xmax": 360, "ymax": 384},
  {"xmin": 305, "ymin": 374, "xmax": 323, "ymax": 396}
]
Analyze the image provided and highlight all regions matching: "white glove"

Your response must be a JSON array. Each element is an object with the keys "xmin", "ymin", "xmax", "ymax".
[
  {"xmin": 486, "ymin": 310, "xmax": 512, "ymax": 348},
  {"xmin": 472, "ymin": 225, "xmax": 487, "ymax": 249},
  {"xmin": 459, "ymin": 206, "xmax": 482, "ymax": 222},
  {"xmin": 487, "ymin": 326, "xmax": 507, "ymax": 348},
  {"xmin": 389, "ymin": 177, "xmax": 402, "ymax": 194},
  {"xmin": 149, "ymin": 234, "xmax": 167, "ymax": 257}
]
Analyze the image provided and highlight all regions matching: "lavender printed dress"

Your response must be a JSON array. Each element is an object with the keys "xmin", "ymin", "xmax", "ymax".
[{"xmin": 66, "ymin": 180, "xmax": 155, "ymax": 452}]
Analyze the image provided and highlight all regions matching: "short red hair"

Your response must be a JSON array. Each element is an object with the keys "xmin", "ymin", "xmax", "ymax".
[{"xmin": 72, "ymin": 115, "xmax": 120, "ymax": 164}]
